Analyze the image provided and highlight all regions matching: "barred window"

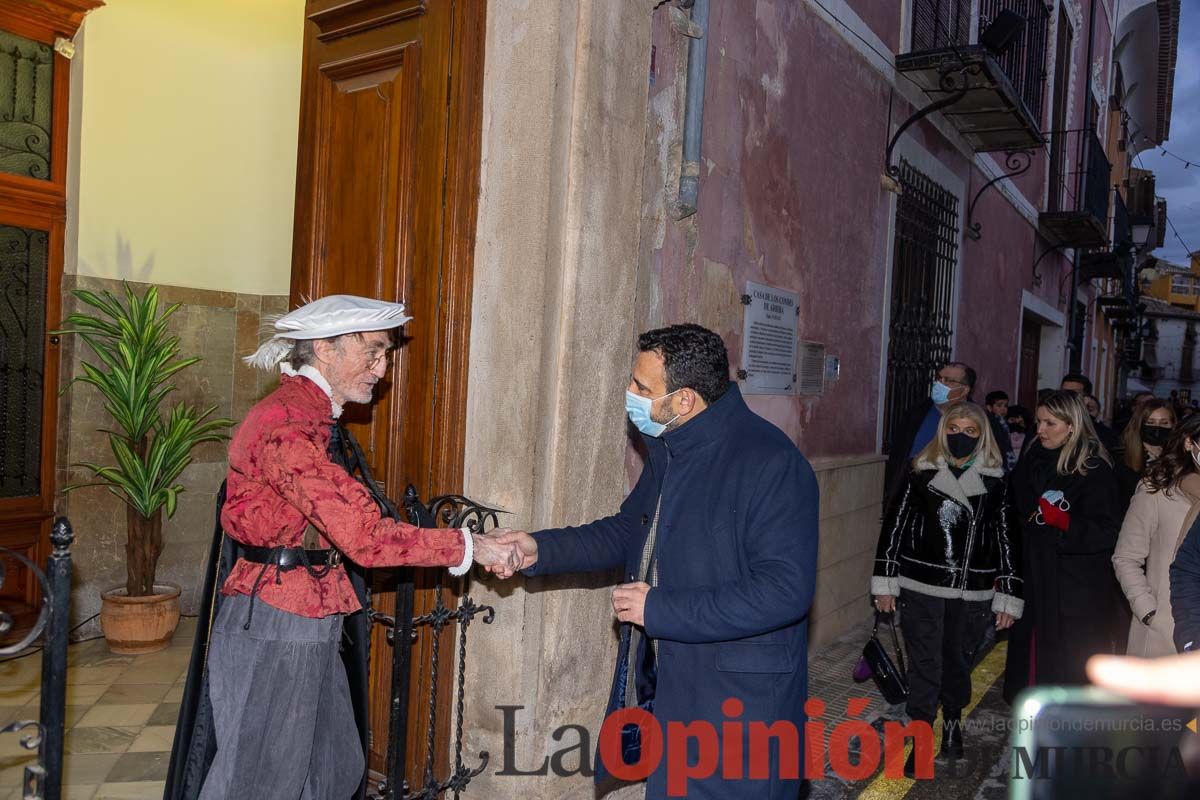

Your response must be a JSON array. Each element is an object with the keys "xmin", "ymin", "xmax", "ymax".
[{"xmin": 882, "ymin": 158, "xmax": 960, "ymax": 452}]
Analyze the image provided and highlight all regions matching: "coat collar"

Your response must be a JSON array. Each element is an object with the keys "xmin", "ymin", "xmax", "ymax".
[
  {"xmin": 279, "ymin": 365, "xmax": 343, "ymax": 419},
  {"xmin": 915, "ymin": 456, "xmax": 1002, "ymax": 508},
  {"xmin": 644, "ymin": 384, "xmax": 747, "ymax": 457}
]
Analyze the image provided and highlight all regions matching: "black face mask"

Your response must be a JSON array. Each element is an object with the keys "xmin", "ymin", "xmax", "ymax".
[
  {"xmin": 947, "ymin": 432, "xmax": 979, "ymax": 460},
  {"xmin": 1141, "ymin": 424, "xmax": 1171, "ymax": 448}
]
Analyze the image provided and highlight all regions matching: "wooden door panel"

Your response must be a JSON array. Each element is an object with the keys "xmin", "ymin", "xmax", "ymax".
[
  {"xmin": 0, "ymin": 515, "xmax": 49, "ymax": 645},
  {"xmin": 316, "ymin": 43, "xmax": 418, "ymax": 301},
  {"xmin": 1019, "ymin": 318, "xmax": 1041, "ymax": 411},
  {"xmin": 291, "ymin": 0, "xmax": 484, "ymax": 786}
]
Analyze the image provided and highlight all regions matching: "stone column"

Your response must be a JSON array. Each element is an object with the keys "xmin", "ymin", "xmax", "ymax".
[{"xmin": 462, "ymin": 0, "xmax": 655, "ymax": 796}]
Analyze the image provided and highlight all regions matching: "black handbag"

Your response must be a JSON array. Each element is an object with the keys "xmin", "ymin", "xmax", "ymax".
[{"xmin": 854, "ymin": 612, "xmax": 909, "ymax": 704}]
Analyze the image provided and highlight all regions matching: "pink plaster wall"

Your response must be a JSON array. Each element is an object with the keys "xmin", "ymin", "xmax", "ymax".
[
  {"xmin": 649, "ymin": 1, "xmax": 896, "ymax": 457},
  {"xmin": 847, "ymin": 0, "xmax": 901, "ymax": 53},
  {"xmin": 640, "ymin": 0, "xmax": 1109, "ymax": 459}
]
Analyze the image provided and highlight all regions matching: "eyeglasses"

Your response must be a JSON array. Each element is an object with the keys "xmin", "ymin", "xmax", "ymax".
[
  {"xmin": 365, "ymin": 349, "xmax": 393, "ymax": 370},
  {"xmin": 937, "ymin": 373, "xmax": 968, "ymax": 388}
]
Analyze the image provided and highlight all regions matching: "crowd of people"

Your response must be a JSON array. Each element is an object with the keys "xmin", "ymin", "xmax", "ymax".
[
  {"xmin": 873, "ymin": 364, "xmax": 1200, "ymax": 775},
  {"xmin": 168, "ymin": 293, "xmax": 1198, "ymax": 796}
]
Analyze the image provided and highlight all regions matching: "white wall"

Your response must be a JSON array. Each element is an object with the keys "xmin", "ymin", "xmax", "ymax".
[
  {"xmin": 1146, "ymin": 315, "xmax": 1199, "ymax": 396},
  {"xmin": 68, "ymin": 0, "xmax": 304, "ymax": 296}
]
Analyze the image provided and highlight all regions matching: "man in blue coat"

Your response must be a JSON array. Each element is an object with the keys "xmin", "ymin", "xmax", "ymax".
[{"xmin": 491, "ymin": 324, "xmax": 819, "ymax": 799}]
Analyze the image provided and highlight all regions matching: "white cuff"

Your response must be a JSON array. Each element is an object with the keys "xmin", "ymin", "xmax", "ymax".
[
  {"xmin": 449, "ymin": 527, "xmax": 473, "ymax": 576},
  {"xmin": 992, "ymin": 592, "xmax": 1025, "ymax": 619},
  {"xmin": 871, "ymin": 575, "xmax": 900, "ymax": 598}
]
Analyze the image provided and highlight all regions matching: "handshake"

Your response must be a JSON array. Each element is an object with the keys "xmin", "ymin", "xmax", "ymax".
[
  {"xmin": 466, "ymin": 528, "xmax": 650, "ymax": 625},
  {"xmin": 469, "ymin": 528, "xmax": 538, "ymax": 578}
]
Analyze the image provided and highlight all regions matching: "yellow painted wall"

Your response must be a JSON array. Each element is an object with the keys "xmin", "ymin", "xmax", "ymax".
[{"xmin": 70, "ymin": 0, "xmax": 304, "ymax": 295}]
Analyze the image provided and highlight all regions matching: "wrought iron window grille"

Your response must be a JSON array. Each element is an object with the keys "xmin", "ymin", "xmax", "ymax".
[{"xmin": 882, "ymin": 157, "xmax": 960, "ymax": 453}]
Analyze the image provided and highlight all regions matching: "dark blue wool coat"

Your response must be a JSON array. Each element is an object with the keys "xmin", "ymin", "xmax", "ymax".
[{"xmin": 526, "ymin": 385, "xmax": 819, "ymax": 799}]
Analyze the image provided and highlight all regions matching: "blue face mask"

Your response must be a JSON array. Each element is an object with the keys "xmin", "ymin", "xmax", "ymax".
[
  {"xmin": 625, "ymin": 389, "xmax": 680, "ymax": 438},
  {"xmin": 930, "ymin": 381, "xmax": 952, "ymax": 405}
]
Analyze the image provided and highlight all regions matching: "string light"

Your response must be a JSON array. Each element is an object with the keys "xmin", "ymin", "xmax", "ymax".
[
  {"xmin": 1139, "ymin": 134, "xmax": 1200, "ymax": 169},
  {"xmin": 1133, "ymin": 150, "xmax": 1197, "ymax": 257}
]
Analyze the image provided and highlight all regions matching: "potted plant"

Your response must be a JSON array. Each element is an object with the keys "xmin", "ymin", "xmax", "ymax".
[{"xmin": 58, "ymin": 282, "xmax": 232, "ymax": 653}]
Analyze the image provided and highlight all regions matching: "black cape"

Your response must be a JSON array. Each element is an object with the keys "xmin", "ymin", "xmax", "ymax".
[{"xmin": 164, "ymin": 426, "xmax": 399, "ymax": 800}]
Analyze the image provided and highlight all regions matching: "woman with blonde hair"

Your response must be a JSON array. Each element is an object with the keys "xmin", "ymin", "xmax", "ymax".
[
  {"xmin": 1115, "ymin": 399, "xmax": 1175, "ymax": 507},
  {"xmin": 1113, "ymin": 414, "xmax": 1200, "ymax": 657},
  {"xmin": 1003, "ymin": 390, "xmax": 1122, "ymax": 703},
  {"xmin": 872, "ymin": 402, "xmax": 1021, "ymax": 770}
]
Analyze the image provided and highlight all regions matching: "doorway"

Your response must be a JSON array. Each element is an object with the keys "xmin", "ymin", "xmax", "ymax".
[
  {"xmin": 288, "ymin": 0, "xmax": 485, "ymax": 787},
  {"xmin": 1018, "ymin": 315, "xmax": 1042, "ymax": 412}
]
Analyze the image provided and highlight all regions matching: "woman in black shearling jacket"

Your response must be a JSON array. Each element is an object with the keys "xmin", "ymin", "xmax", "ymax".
[{"xmin": 872, "ymin": 401, "xmax": 1021, "ymax": 768}]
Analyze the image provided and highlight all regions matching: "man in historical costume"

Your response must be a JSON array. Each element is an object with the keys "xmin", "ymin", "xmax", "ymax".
[
  {"xmin": 488, "ymin": 324, "xmax": 819, "ymax": 799},
  {"xmin": 165, "ymin": 295, "xmax": 518, "ymax": 800}
]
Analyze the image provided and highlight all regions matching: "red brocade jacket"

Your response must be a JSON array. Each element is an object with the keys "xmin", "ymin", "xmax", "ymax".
[{"xmin": 220, "ymin": 374, "xmax": 466, "ymax": 617}]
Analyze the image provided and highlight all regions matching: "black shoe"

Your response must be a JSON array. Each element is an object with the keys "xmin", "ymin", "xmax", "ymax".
[{"xmin": 940, "ymin": 717, "xmax": 964, "ymax": 759}]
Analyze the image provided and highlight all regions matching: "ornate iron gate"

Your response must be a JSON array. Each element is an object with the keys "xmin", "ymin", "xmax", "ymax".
[
  {"xmin": 330, "ymin": 425, "xmax": 497, "ymax": 800},
  {"xmin": 0, "ymin": 518, "xmax": 73, "ymax": 800},
  {"xmin": 882, "ymin": 157, "xmax": 960, "ymax": 451},
  {"xmin": 368, "ymin": 490, "xmax": 497, "ymax": 800}
]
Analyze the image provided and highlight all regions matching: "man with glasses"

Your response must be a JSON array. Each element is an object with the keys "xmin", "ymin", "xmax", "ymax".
[
  {"xmin": 167, "ymin": 295, "xmax": 520, "ymax": 800},
  {"xmin": 884, "ymin": 362, "xmax": 976, "ymax": 505}
]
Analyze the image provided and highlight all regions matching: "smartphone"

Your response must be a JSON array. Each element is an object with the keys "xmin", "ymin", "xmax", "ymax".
[{"xmin": 1009, "ymin": 686, "xmax": 1200, "ymax": 800}]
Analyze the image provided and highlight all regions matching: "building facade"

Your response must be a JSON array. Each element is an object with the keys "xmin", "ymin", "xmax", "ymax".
[
  {"xmin": 1137, "ymin": 297, "xmax": 1200, "ymax": 402},
  {"xmin": 0, "ymin": 0, "xmax": 1184, "ymax": 797}
]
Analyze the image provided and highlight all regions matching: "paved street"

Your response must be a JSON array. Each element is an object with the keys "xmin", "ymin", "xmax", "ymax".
[{"xmin": 806, "ymin": 615, "xmax": 1013, "ymax": 800}]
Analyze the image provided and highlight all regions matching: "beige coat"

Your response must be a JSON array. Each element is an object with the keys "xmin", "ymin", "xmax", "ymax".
[{"xmin": 1113, "ymin": 476, "xmax": 1200, "ymax": 657}]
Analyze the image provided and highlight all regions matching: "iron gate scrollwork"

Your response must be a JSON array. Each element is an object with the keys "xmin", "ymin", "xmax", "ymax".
[
  {"xmin": 367, "ymin": 488, "xmax": 499, "ymax": 800},
  {"xmin": 882, "ymin": 157, "xmax": 960, "ymax": 452},
  {"xmin": 1, "ymin": 518, "xmax": 74, "ymax": 800}
]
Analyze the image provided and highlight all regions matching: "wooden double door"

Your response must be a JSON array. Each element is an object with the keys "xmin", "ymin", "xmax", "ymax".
[{"xmin": 289, "ymin": 0, "xmax": 485, "ymax": 786}]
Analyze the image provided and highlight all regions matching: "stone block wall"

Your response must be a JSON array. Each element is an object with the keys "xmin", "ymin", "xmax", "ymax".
[
  {"xmin": 809, "ymin": 456, "xmax": 886, "ymax": 648},
  {"xmin": 54, "ymin": 274, "xmax": 288, "ymax": 635}
]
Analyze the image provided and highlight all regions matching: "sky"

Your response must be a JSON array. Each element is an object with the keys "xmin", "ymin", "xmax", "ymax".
[{"xmin": 1139, "ymin": 0, "xmax": 1200, "ymax": 266}]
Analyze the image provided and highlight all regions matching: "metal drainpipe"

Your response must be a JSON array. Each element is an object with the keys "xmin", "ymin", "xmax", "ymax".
[
  {"xmin": 673, "ymin": 0, "xmax": 710, "ymax": 220},
  {"xmin": 1068, "ymin": 0, "xmax": 1099, "ymax": 372}
]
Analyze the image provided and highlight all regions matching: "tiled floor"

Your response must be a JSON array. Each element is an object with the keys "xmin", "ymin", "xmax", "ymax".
[{"xmin": 0, "ymin": 618, "xmax": 195, "ymax": 800}]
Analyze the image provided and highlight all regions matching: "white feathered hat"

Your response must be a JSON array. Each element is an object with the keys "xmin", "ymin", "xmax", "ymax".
[{"xmin": 244, "ymin": 294, "xmax": 412, "ymax": 370}]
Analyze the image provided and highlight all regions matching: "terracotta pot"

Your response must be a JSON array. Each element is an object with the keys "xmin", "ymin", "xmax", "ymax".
[{"xmin": 99, "ymin": 583, "xmax": 182, "ymax": 655}]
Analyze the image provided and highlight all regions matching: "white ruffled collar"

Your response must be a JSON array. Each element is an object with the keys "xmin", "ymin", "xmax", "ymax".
[{"xmin": 280, "ymin": 364, "xmax": 343, "ymax": 419}]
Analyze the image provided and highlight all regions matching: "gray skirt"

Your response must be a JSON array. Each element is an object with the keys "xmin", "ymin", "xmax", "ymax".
[{"xmin": 198, "ymin": 595, "xmax": 364, "ymax": 800}]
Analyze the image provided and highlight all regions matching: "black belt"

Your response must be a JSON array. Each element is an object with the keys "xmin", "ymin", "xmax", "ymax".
[
  {"xmin": 241, "ymin": 545, "xmax": 343, "ymax": 570},
  {"xmin": 238, "ymin": 545, "xmax": 344, "ymax": 631}
]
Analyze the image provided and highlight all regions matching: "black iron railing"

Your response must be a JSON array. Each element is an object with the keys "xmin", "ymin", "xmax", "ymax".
[
  {"xmin": 1113, "ymin": 191, "xmax": 1131, "ymax": 248},
  {"xmin": 909, "ymin": 0, "xmax": 1050, "ymax": 127},
  {"xmin": 979, "ymin": 0, "xmax": 1050, "ymax": 127},
  {"xmin": 1083, "ymin": 131, "xmax": 1112, "ymax": 225},
  {"xmin": 911, "ymin": 0, "xmax": 972, "ymax": 51},
  {"xmin": 368, "ymin": 488, "xmax": 498, "ymax": 800},
  {"xmin": 1, "ymin": 518, "xmax": 73, "ymax": 800}
]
